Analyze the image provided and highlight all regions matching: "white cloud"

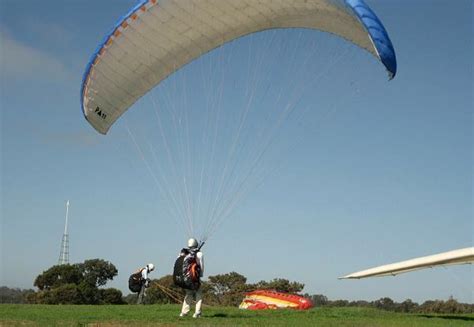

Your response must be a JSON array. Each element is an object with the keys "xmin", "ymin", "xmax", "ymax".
[{"xmin": 0, "ymin": 29, "xmax": 71, "ymax": 81}]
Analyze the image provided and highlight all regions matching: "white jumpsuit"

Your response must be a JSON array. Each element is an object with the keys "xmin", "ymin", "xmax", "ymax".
[{"xmin": 180, "ymin": 251, "xmax": 204, "ymax": 317}]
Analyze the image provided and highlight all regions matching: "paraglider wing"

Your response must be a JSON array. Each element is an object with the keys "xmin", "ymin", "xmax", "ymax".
[
  {"xmin": 239, "ymin": 290, "xmax": 313, "ymax": 310},
  {"xmin": 340, "ymin": 247, "xmax": 474, "ymax": 279},
  {"xmin": 81, "ymin": 0, "xmax": 396, "ymax": 134}
]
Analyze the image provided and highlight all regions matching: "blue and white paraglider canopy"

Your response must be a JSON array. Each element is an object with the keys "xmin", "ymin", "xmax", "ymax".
[{"xmin": 81, "ymin": 0, "xmax": 396, "ymax": 135}]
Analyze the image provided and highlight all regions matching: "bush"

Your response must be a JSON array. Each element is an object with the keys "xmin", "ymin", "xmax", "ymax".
[
  {"xmin": 143, "ymin": 275, "xmax": 185, "ymax": 305},
  {"xmin": 50, "ymin": 284, "xmax": 82, "ymax": 304},
  {"xmin": 0, "ymin": 287, "xmax": 35, "ymax": 304},
  {"xmin": 100, "ymin": 288, "xmax": 125, "ymax": 304}
]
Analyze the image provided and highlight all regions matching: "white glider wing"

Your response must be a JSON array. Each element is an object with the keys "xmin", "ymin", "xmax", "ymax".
[{"xmin": 340, "ymin": 247, "xmax": 474, "ymax": 279}]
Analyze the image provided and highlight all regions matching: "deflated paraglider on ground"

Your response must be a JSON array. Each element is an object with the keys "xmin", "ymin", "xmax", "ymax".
[{"xmin": 239, "ymin": 290, "xmax": 313, "ymax": 310}]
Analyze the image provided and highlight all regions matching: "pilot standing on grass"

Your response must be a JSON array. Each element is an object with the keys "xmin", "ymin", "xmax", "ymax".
[{"xmin": 179, "ymin": 238, "xmax": 204, "ymax": 318}]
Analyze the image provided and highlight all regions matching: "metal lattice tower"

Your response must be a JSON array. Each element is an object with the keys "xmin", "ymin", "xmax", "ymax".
[{"xmin": 58, "ymin": 200, "xmax": 70, "ymax": 265}]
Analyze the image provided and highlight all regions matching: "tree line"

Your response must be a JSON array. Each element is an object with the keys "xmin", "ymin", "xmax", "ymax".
[
  {"xmin": 1, "ymin": 259, "xmax": 472, "ymax": 314},
  {"xmin": 124, "ymin": 271, "xmax": 304, "ymax": 306},
  {"xmin": 308, "ymin": 294, "xmax": 474, "ymax": 314}
]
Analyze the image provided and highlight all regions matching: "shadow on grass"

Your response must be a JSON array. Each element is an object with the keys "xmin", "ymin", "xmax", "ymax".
[
  {"xmin": 418, "ymin": 314, "xmax": 474, "ymax": 322},
  {"xmin": 210, "ymin": 313, "xmax": 228, "ymax": 318},
  {"xmin": 208, "ymin": 312, "xmax": 257, "ymax": 319}
]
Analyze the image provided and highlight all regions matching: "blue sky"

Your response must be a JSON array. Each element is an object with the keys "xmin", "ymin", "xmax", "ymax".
[{"xmin": 1, "ymin": 0, "xmax": 472, "ymax": 303}]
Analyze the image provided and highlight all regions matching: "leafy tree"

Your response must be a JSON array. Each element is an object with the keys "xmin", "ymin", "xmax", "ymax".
[
  {"xmin": 208, "ymin": 272, "xmax": 247, "ymax": 294},
  {"xmin": 33, "ymin": 264, "xmax": 82, "ymax": 290},
  {"xmin": 252, "ymin": 278, "xmax": 304, "ymax": 293},
  {"xmin": 49, "ymin": 284, "xmax": 82, "ymax": 304},
  {"xmin": 373, "ymin": 297, "xmax": 395, "ymax": 311},
  {"xmin": 25, "ymin": 292, "xmax": 39, "ymax": 304},
  {"xmin": 417, "ymin": 297, "xmax": 474, "ymax": 314},
  {"xmin": 77, "ymin": 281, "xmax": 101, "ymax": 304},
  {"xmin": 78, "ymin": 259, "xmax": 118, "ymax": 287},
  {"xmin": 29, "ymin": 290, "xmax": 54, "ymax": 304},
  {"xmin": 303, "ymin": 292, "xmax": 473, "ymax": 314},
  {"xmin": 443, "ymin": 297, "xmax": 465, "ymax": 314},
  {"xmin": 349, "ymin": 300, "xmax": 371, "ymax": 308},
  {"xmin": 330, "ymin": 299, "xmax": 349, "ymax": 307},
  {"xmin": 311, "ymin": 294, "xmax": 329, "ymax": 306},
  {"xmin": 396, "ymin": 299, "xmax": 418, "ymax": 313},
  {"xmin": 0, "ymin": 287, "xmax": 35, "ymax": 304},
  {"xmin": 207, "ymin": 272, "xmax": 249, "ymax": 306},
  {"xmin": 135, "ymin": 271, "xmax": 307, "ymax": 307},
  {"xmin": 123, "ymin": 293, "xmax": 138, "ymax": 305},
  {"xmin": 200, "ymin": 281, "xmax": 218, "ymax": 305},
  {"xmin": 31, "ymin": 258, "xmax": 118, "ymax": 305},
  {"xmin": 100, "ymin": 288, "xmax": 125, "ymax": 304},
  {"xmin": 144, "ymin": 275, "xmax": 185, "ymax": 304}
]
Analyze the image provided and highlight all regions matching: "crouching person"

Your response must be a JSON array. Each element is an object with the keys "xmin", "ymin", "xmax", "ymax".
[{"xmin": 128, "ymin": 263, "xmax": 155, "ymax": 304}]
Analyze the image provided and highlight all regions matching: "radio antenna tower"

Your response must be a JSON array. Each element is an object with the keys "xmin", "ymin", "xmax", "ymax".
[{"xmin": 58, "ymin": 200, "xmax": 70, "ymax": 265}]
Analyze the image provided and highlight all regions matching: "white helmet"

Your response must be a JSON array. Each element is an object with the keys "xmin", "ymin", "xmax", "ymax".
[
  {"xmin": 147, "ymin": 263, "xmax": 155, "ymax": 271},
  {"xmin": 187, "ymin": 238, "xmax": 198, "ymax": 249}
]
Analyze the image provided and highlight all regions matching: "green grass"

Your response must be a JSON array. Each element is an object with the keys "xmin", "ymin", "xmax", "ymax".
[{"xmin": 1, "ymin": 304, "xmax": 473, "ymax": 326}]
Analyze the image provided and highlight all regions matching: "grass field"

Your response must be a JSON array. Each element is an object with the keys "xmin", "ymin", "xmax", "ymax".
[{"xmin": 1, "ymin": 304, "xmax": 473, "ymax": 326}]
